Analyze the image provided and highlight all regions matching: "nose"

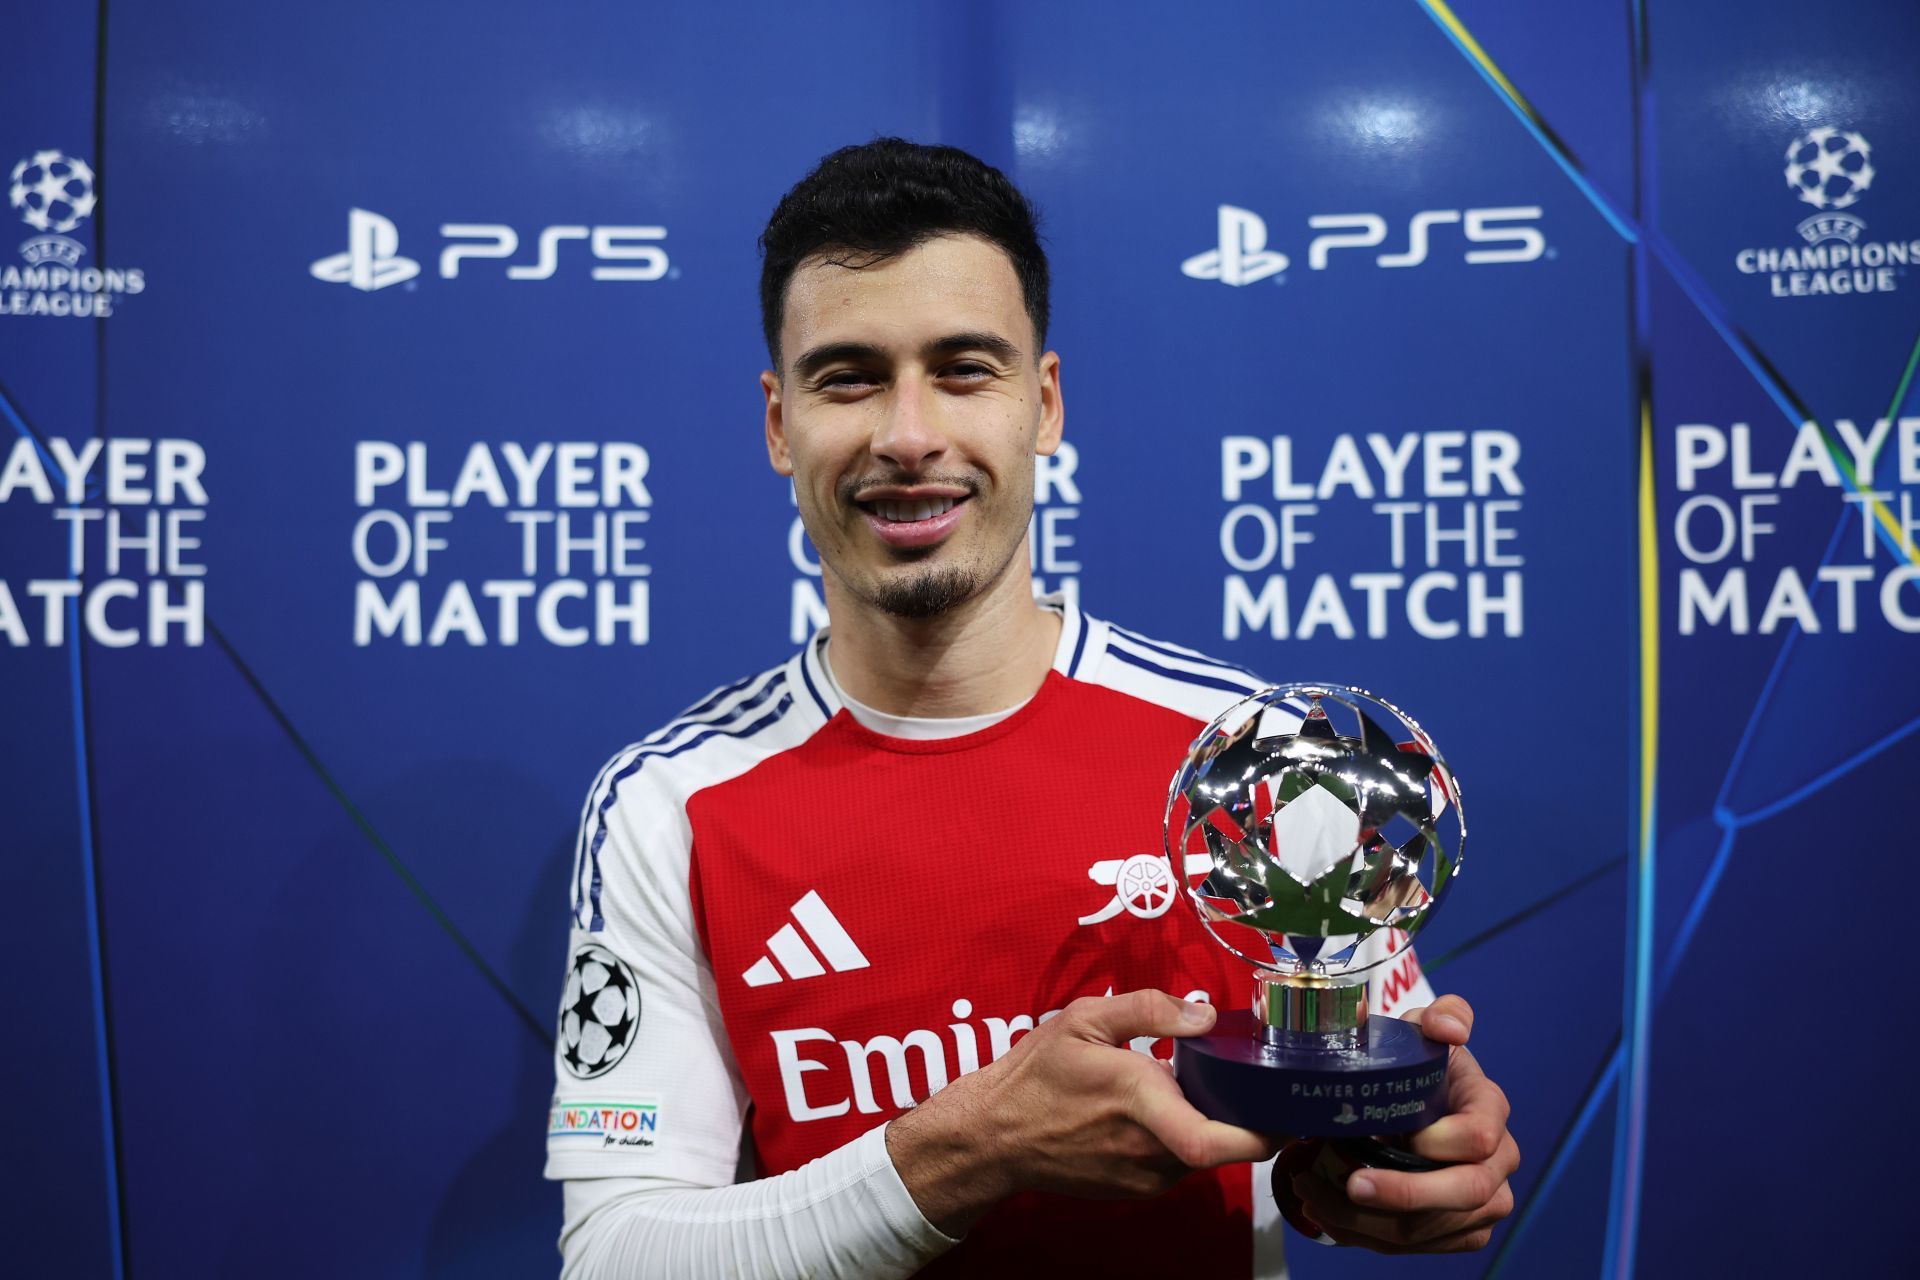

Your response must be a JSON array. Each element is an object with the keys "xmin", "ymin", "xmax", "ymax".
[{"xmin": 869, "ymin": 378, "xmax": 948, "ymax": 473}]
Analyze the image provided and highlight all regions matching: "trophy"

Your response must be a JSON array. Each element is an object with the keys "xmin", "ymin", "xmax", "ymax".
[{"xmin": 1165, "ymin": 683, "xmax": 1465, "ymax": 1147}]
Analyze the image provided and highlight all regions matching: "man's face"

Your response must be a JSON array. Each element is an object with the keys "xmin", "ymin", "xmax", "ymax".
[{"xmin": 762, "ymin": 233, "xmax": 1062, "ymax": 619}]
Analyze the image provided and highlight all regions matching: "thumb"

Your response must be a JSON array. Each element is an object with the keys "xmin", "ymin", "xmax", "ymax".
[
  {"xmin": 1400, "ymin": 993, "xmax": 1473, "ymax": 1046},
  {"xmin": 1074, "ymin": 989, "xmax": 1217, "ymax": 1044}
]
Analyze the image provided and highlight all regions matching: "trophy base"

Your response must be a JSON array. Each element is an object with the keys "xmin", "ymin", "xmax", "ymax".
[{"xmin": 1174, "ymin": 1009, "xmax": 1448, "ymax": 1136}]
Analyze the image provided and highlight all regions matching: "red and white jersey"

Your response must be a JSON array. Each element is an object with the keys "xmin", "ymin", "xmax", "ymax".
[{"xmin": 546, "ymin": 600, "xmax": 1434, "ymax": 1278}]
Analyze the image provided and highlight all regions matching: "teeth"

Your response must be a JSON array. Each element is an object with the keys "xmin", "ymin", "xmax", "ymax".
[{"xmin": 872, "ymin": 497, "xmax": 956, "ymax": 523}]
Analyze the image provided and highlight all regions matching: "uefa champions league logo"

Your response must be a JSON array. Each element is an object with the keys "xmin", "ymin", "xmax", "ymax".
[
  {"xmin": 1735, "ymin": 124, "xmax": 1910, "ymax": 298},
  {"xmin": 9, "ymin": 149, "xmax": 96, "ymax": 267},
  {"xmin": 1783, "ymin": 126, "xmax": 1877, "ymax": 249},
  {"xmin": 558, "ymin": 943, "xmax": 642, "ymax": 1079},
  {"xmin": 10, "ymin": 149, "xmax": 96, "ymax": 234},
  {"xmin": 0, "ymin": 147, "xmax": 144, "ymax": 317},
  {"xmin": 1784, "ymin": 126, "xmax": 1874, "ymax": 212}
]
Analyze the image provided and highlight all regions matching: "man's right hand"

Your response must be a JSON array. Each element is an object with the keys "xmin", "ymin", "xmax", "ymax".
[{"xmin": 883, "ymin": 989, "xmax": 1284, "ymax": 1236}]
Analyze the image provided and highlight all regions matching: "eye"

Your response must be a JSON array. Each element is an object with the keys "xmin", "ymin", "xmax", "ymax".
[
  {"xmin": 943, "ymin": 361, "xmax": 993, "ymax": 380},
  {"xmin": 820, "ymin": 370, "xmax": 878, "ymax": 389}
]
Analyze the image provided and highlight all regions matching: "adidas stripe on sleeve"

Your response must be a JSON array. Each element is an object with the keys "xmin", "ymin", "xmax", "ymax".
[{"xmin": 549, "ymin": 666, "xmax": 803, "ymax": 1187}]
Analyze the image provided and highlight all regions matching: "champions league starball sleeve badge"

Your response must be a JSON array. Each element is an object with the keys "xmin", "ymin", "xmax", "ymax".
[{"xmin": 1165, "ymin": 683, "xmax": 1465, "ymax": 1144}]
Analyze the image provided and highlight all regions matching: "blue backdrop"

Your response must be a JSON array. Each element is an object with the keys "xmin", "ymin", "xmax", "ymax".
[{"xmin": 4, "ymin": 1, "xmax": 1916, "ymax": 1276}]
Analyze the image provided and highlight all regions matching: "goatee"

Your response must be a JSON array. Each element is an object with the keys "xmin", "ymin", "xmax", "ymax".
[{"xmin": 871, "ymin": 566, "xmax": 977, "ymax": 618}]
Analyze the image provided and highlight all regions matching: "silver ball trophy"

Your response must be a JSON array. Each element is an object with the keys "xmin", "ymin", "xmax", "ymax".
[{"xmin": 1165, "ymin": 683, "xmax": 1465, "ymax": 1147}]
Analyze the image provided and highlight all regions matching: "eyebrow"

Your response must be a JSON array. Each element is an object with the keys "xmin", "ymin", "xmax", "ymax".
[{"xmin": 791, "ymin": 331, "xmax": 1022, "ymax": 382}]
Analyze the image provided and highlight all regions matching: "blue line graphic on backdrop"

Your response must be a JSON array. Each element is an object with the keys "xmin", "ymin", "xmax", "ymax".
[
  {"xmin": 1489, "ymin": 354, "xmax": 1920, "ymax": 1272},
  {"xmin": 204, "ymin": 622, "xmax": 551, "ymax": 1043},
  {"xmin": 1416, "ymin": 0, "xmax": 1913, "ymax": 567},
  {"xmin": 1414, "ymin": 3, "xmax": 1920, "ymax": 1275},
  {"xmin": 1, "ymin": 380, "xmax": 126, "ymax": 1280},
  {"xmin": 1605, "ymin": 0, "xmax": 1658, "ymax": 1270}
]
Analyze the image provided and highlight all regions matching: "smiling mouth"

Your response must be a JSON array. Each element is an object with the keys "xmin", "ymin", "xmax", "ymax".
[
  {"xmin": 852, "ymin": 490, "xmax": 973, "ymax": 549},
  {"xmin": 858, "ymin": 495, "xmax": 966, "ymax": 523}
]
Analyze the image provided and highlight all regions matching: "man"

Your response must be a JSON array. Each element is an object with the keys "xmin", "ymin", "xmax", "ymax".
[{"xmin": 547, "ymin": 139, "xmax": 1518, "ymax": 1277}]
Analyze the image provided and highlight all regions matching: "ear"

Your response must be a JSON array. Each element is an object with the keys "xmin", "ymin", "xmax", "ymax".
[
  {"xmin": 762, "ymin": 369, "xmax": 794, "ymax": 476},
  {"xmin": 1034, "ymin": 349, "xmax": 1064, "ymax": 457}
]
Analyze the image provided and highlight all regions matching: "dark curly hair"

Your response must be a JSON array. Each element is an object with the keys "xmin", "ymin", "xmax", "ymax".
[{"xmin": 758, "ymin": 137, "xmax": 1050, "ymax": 369}]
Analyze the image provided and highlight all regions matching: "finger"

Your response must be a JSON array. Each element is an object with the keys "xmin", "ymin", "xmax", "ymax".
[
  {"xmin": 1410, "ymin": 1068, "xmax": 1513, "ymax": 1166},
  {"xmin": 1295, "ymin": 1176, "xmax": 1450, "ymax": 1246},
  {"xmin": 1342, "ymin": 1156, "xmax": 1505, "ymax": 1214},
  {"xmin": 1129, "ymin": 1069, "xmax": 1282, "ymax": 1168},
  {"xmin": 1073, "ymin": 989, "xmax": 1216, "ymax": 1044},
  {"xmin": 1406, "ymin": 1047, "xmax": 1508, "ymax": 1162},
  {"xmin": 1398, "ymin": 993, "xmax": 1473, "ymax": 1045},
  {"xmin": 1298, "ymin": 1173, "xmax": 1513, "ymax": 1246}
]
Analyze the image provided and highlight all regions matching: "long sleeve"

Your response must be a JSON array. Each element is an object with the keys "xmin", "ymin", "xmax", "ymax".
[
  {"xmin": 560, "ymin": 1124, "xmax": 958, "ymax": 1279},
  {"xmin": 552, "ymin": 710, "xmax": 957, "ymax": 1278}
]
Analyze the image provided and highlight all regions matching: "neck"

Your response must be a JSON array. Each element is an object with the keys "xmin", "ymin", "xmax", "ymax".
[{"xmin": 822, "ymin": 542, "xmax": 1060, "ymax": 718}]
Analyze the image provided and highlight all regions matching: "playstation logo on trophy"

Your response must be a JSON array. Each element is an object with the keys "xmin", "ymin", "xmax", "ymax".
[{"xmin": 1165, "ymin": 683, "xmax": 1465, "ymax": 1143}]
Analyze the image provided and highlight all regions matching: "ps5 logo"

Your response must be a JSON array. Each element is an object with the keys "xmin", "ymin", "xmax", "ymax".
[
  {"xmin": 311, "ymin": 208, "xmax": 420, "ymax": 292},
  {"xmin": 311, "ymin": 209, "xmax": 670, "ymax": 292},
  {"xmin": 437, "ymin": 223, "xmax": 668, "ymax": 281},
  {"xmin": 1181, "ymin": 204, "xmax": 1547, "ymax": 286}
]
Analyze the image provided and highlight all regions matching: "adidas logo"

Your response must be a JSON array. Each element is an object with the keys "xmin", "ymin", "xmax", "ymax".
[{"xmin": 742, "ymin": 890, "xmax": 870, "ymax": 987}]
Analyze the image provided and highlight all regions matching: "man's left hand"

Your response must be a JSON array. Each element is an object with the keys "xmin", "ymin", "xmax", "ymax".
[{"xmin": 1277, "ymin": 995, "xmax": 1520, "ymax": 1253}]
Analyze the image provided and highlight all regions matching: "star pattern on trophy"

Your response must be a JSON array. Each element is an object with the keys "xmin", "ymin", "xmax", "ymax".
[{"xmin": 1166, "ymin": 685, "xmax": 1463, "ymax": 977}]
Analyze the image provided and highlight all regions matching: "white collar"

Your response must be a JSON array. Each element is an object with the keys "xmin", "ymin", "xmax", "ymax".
[{"xmin": 795, "ymin": 593, "xmax": 1093, "ymax": 737}]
